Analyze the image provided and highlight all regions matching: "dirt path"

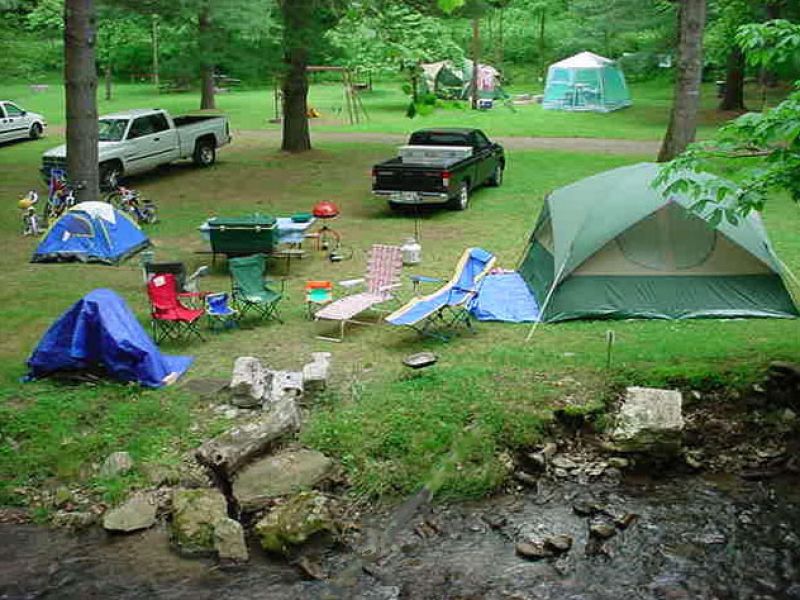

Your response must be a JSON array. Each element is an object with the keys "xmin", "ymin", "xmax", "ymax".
[
  {"xmin": 233, "ymin": 129, "xmax": 660, "ymax": 156},
  {"xmin": 46, "ymin": 126, "xmax": 658, "ymax": 155}
]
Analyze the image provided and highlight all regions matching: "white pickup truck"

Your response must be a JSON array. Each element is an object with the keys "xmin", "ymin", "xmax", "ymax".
[
  {"xmin": 41, "ymin": 108, "xmax": 231, "ymax": 188},
  {"xmin": 0, "ymin": 100, "xmax": 47, "ymax": 143}
]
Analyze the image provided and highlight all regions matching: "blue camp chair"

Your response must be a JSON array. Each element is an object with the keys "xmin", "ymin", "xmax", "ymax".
[
  {"xmin": 386, "ymin": 247, "xmax": 496, "ymax": 340},
  {"xmin": 206, "ymin": 292, "xmax": 238, "ymax": 332}
]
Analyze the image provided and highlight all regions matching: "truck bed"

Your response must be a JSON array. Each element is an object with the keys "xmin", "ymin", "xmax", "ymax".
[{"xmin": 173, "ymin": 114, "xmax": 225, "ymax": 128}]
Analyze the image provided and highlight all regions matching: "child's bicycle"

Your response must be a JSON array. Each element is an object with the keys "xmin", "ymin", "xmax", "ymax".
[
  {"xmin": 43, "ymin": 181, "xmax": 78, "ymax": 224},
  {"xmin": 18, "ymin": 190, "xmax": 42, "ymax": 236},
  {"xmin": 105, "ymin": 186, "xmax": 158, "ymax": 225}
]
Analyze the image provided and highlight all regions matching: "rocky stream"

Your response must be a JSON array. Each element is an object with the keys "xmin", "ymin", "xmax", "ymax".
[{"xmin": 1, "ymin": 359, "xmax": 798, "ymax": 600}]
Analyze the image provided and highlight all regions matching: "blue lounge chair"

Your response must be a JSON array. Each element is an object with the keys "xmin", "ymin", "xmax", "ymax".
[{"xmin": 386, "ymin": 247, "xmax": 496, "ymax": 340}]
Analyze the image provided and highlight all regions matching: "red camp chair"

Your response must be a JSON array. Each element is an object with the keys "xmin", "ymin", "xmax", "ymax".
[{"xmin": 146, "ymin": 273, "xmax": 205, "ymax": 344}]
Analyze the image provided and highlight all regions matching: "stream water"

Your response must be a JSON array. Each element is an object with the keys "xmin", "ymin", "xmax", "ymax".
[{"xmin": 1, "ymin": 473, "xmax": 799, "ymax": 600}]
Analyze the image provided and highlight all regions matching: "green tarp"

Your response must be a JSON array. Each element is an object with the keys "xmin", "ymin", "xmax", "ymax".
[{"xmin": 519, "ymin": 163, "xmax": 798, "ymax": 322}]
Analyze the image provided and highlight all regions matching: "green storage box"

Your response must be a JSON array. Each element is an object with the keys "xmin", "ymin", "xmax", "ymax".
[{"xmin": 207, "ymin": 214, "xmax": 277, "ymax": 256}]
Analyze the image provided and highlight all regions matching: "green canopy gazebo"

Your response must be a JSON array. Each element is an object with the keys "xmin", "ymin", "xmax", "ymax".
[
  {"xmin": 542, "ymin": 51, "xmax": 631, "ymax": 112},
  {"xmin": 519, "ymin": 163, "xmax": 798, "ymax": 322}
]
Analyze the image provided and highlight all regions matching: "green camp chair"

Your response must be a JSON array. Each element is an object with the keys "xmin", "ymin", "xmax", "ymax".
[{"xmin": 228, "ymin": 254, "xmax": 284, "ymax": 323}]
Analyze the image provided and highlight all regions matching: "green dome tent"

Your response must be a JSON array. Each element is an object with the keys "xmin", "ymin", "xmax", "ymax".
[
  {"xmin": 542, "ymin": 51, "xmax": 631, "ymax": 112},
  {"xmin": 519, "ymin": 163, "xmax": 798, "ymax": 322}
]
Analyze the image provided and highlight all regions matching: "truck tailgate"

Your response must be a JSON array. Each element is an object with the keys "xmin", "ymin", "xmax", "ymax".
[{"xmin": 373, "ymin": 159, "xmax": 457, "ymax": 193}]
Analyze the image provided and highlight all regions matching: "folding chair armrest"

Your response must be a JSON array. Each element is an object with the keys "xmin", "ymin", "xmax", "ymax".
[
  {"xmin": 178, "ymin": 291, "xmax": 207, "ymax": 299},
  {"xmin": 377, "ymin": 283, "xmax": 402, "ymax": 292},
  {"xmin": 338, "ymin": 278, "xmax": 365, "ymax": 289},
  {"xmin": 264, "ymin": 278, "xmax": 286, "ymax": 293}
]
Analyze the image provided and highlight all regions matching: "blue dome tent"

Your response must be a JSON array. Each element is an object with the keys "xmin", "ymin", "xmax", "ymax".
[
  {"xmin": 26, "ymin": 289, "xmax": 193, "ymax": 388},
  {"xmin": 32, "ymin": 201, "xmax": 150, "ymax": 264}
]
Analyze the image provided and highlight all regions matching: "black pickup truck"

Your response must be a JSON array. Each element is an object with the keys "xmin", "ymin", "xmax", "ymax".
[{"xmin": 371, "ymin": 128, "xmax": 505, "ymax": 211}]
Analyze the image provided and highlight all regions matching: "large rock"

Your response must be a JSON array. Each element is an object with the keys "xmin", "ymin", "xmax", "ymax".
[
  {"xmin": 254, "ymin": 491, "xmax": 338, "ymax": 555},
  {"xmin": 171, "ymin": 488, "xmax": 228, "ymax": 556},
  {"xmin": 214, "ymin": 517, "xmax": 249, "ymax": 563},
  {"xmin": 611, "ymin": 387, "xmax": 684, "ymax": 456},
  {"xmin": 103, "ymin": 492, "xmax": 157, "ymax": 533},
  {"xmin": 268, "ymin": 371, "xmax": 304, "ymax": 408},
  {"xmin": 99, "ymin": 451, "xmax": 134, "ymax": 478},
  {"xmin": 233, "ymin": 449, "xmax": 334, "ymax": 511},
  {"xmin": 302, "ymin": 352, "xmax": 331, "ymax": 394},
  {"xmin": 230, "ymin": 357, "xmax": 271, "ymax": 408},
  {"xmin": 195, "ymin": 396, "xmax": 300, "ymax": 478}
]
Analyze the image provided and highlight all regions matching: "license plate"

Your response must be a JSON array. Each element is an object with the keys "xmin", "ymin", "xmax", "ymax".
[{"xmin": 391, "ymin": 192, "xmax": 420, "ymax": 203}]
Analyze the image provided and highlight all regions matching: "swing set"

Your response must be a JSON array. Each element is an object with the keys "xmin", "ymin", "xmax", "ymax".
[{"xmin": 272, "ymin": 66, "xmax": 369, "ymax": 125}]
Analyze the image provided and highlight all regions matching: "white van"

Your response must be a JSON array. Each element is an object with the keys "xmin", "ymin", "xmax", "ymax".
[{"xmin": 0, "ymin": 101, "xmax": 47, "ymax": 143}]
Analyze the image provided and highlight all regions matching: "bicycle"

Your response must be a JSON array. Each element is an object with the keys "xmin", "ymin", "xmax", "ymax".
[
  {"xmin": 105, "ymin": 186, "xmax": 158, "ymax": 225},
  {"xmin": 18, "ymin": 190, "xmax": 42, "ymax": 236},
  {"xmin": 43, "ymin": 185, "xmax": 78, "ymax": 224}
]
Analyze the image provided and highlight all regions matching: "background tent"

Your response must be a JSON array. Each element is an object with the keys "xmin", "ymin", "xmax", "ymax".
[
  {"xmin": 542, "ymin": 51, "xmax": 631, "ymax": 112},
  {"xmin": 27, "ymin": 289, "xmax": 192, "ymax": 388},
  {"xmin": 519, "ymin": 163, "xmax": 798, "ymax": 322},
  {"xmin": 32, "ymin": 201, "xmax": 149, "ymax": 264},
  {"xmin": 419, "ymin": 59, "xmax": 502, "ymax": 100}
]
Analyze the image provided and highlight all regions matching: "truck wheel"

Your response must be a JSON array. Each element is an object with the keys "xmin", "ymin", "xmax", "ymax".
[
  {"xmin": 99, "ymin": 162, "xmax": 122, "ymax": 191},
  {"xmin": 29, "ymin": 123, "xmax": 43, "ymax": 140},
  {"xmin": 488, "ymin": 164, "xmax": 504, "ymax": 187},
  {"xmin": 448, "ymin": 182, "xmax": 470, "ymax": 211},
  {"xmin": 193, "ymin": 140, "xmax": 216, "ymax": 167}
]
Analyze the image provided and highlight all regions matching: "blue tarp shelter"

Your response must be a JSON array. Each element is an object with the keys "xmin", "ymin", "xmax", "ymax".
[
  {"xmin": 26, "ymin": 289, "xmax": 193, "ymax": 388},
  {"xmin": 32, "ymin": 201, "xmax": 149, "ymax": 264}
]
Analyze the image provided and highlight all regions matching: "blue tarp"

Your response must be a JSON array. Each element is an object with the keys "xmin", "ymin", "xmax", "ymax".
[
  {"xmin": 470, "ymin": 272, "xmax": 540, "ymax": 322},
  {"xmin": 26, "ymin": 289, "xmax": 192, "ymax": 388},
  {"xmin": 32, "ymin": 202, "xmax": 149, "ymax": 264}
]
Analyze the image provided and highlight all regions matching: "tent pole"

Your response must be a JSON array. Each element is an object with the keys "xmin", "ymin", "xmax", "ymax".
[{"xmin": 525, "ymin": 258, "xmax": 568, "ymax": 342}]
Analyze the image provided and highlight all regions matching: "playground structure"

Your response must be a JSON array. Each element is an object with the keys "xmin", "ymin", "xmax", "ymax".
[{"xmin": 272, "ymin": 66, "xmax": 368, "ymax": 125}]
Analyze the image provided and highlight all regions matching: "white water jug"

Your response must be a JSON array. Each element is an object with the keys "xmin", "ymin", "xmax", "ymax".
[{"xmin": 401, "ymin": 237, "xmax": 422, "ymax": 265}]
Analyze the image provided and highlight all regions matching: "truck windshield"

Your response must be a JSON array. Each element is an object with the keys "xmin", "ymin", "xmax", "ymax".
[
  {"xmin": 98, "ymin": 118, "xmax": 129, "ymax": 141},
  {"xmin": 409, "ymin": 131, "xmax": 470, "ymax": 146}
]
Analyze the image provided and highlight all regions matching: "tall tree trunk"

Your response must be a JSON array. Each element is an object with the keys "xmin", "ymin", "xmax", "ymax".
[
  {"xmin": 497, "ymin": 7, "xmax": 504, "ymax": 70},
  {"xmin": 199, "ymin": 3, "xmax": 215, "ymax": 110},
  {"xmin": 151, "ymin": 14, "xmax": 159, "ymax": 91},
  {"xmin": 104, "ymin": 62, "xmax": 112, "ymax": 101},
  {"xmin": 280, "ymin": 0, "xmax": 311, "ymax": 152},
  {"xmin": 64, "ymin": 0, "xmax": 99, "ymax": 202},
  {"xmin": 470, "ymin": 16, "xmax": 480, "ymax": 109},
  {"xmin": 657, "ymin": 0, "xmax": 707, "ymax": 162},
  {"xmin": 538, "ymin": 9, "xmax": 546, "ymax": 81},
  {"xmin": 718, "ymin": 45, "xmax": 745, "ymax": 111}
]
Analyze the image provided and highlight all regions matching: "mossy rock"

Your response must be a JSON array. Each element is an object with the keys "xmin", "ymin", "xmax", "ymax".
[
  {"xmin": 254, "ymin": 491, "xmax": 338, "ymax": 555},
  {"xmin": 171, "ymin": 488, "xmax": 228, "ymax": 556}
]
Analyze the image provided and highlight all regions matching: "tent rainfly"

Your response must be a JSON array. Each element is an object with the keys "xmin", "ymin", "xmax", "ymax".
[
  {"xmin": 542, "ymin": 51, "xmax": 631, "ymax": 112},
  {"xmin": 519, "ymin": 163, "xmax": 798, "ymax": 322}
]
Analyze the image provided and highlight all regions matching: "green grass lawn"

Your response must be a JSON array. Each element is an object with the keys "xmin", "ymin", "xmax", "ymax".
[
  {"xmin": 1, "ymin": 121, "xmax": 798, "ymax": 509},
  {"xmin": 2, "ymin": 77, "xmax": 789, "ymax": 141}
]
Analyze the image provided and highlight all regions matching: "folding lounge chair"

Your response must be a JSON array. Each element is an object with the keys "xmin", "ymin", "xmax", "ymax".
[
  {"xmin": 228, "ymin": 254, "xmax": 284, "ymax": 322},
  {"xmin": 147, "ymin": 273, "xmax": 205, "ymax": 344},
  {"xmin": 314, "ymin": 244, "xmax": 403, "ymax": 342},
  {"xmin": 385, "ymin": 247, "xmax": 496, "ymax": 340}
]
